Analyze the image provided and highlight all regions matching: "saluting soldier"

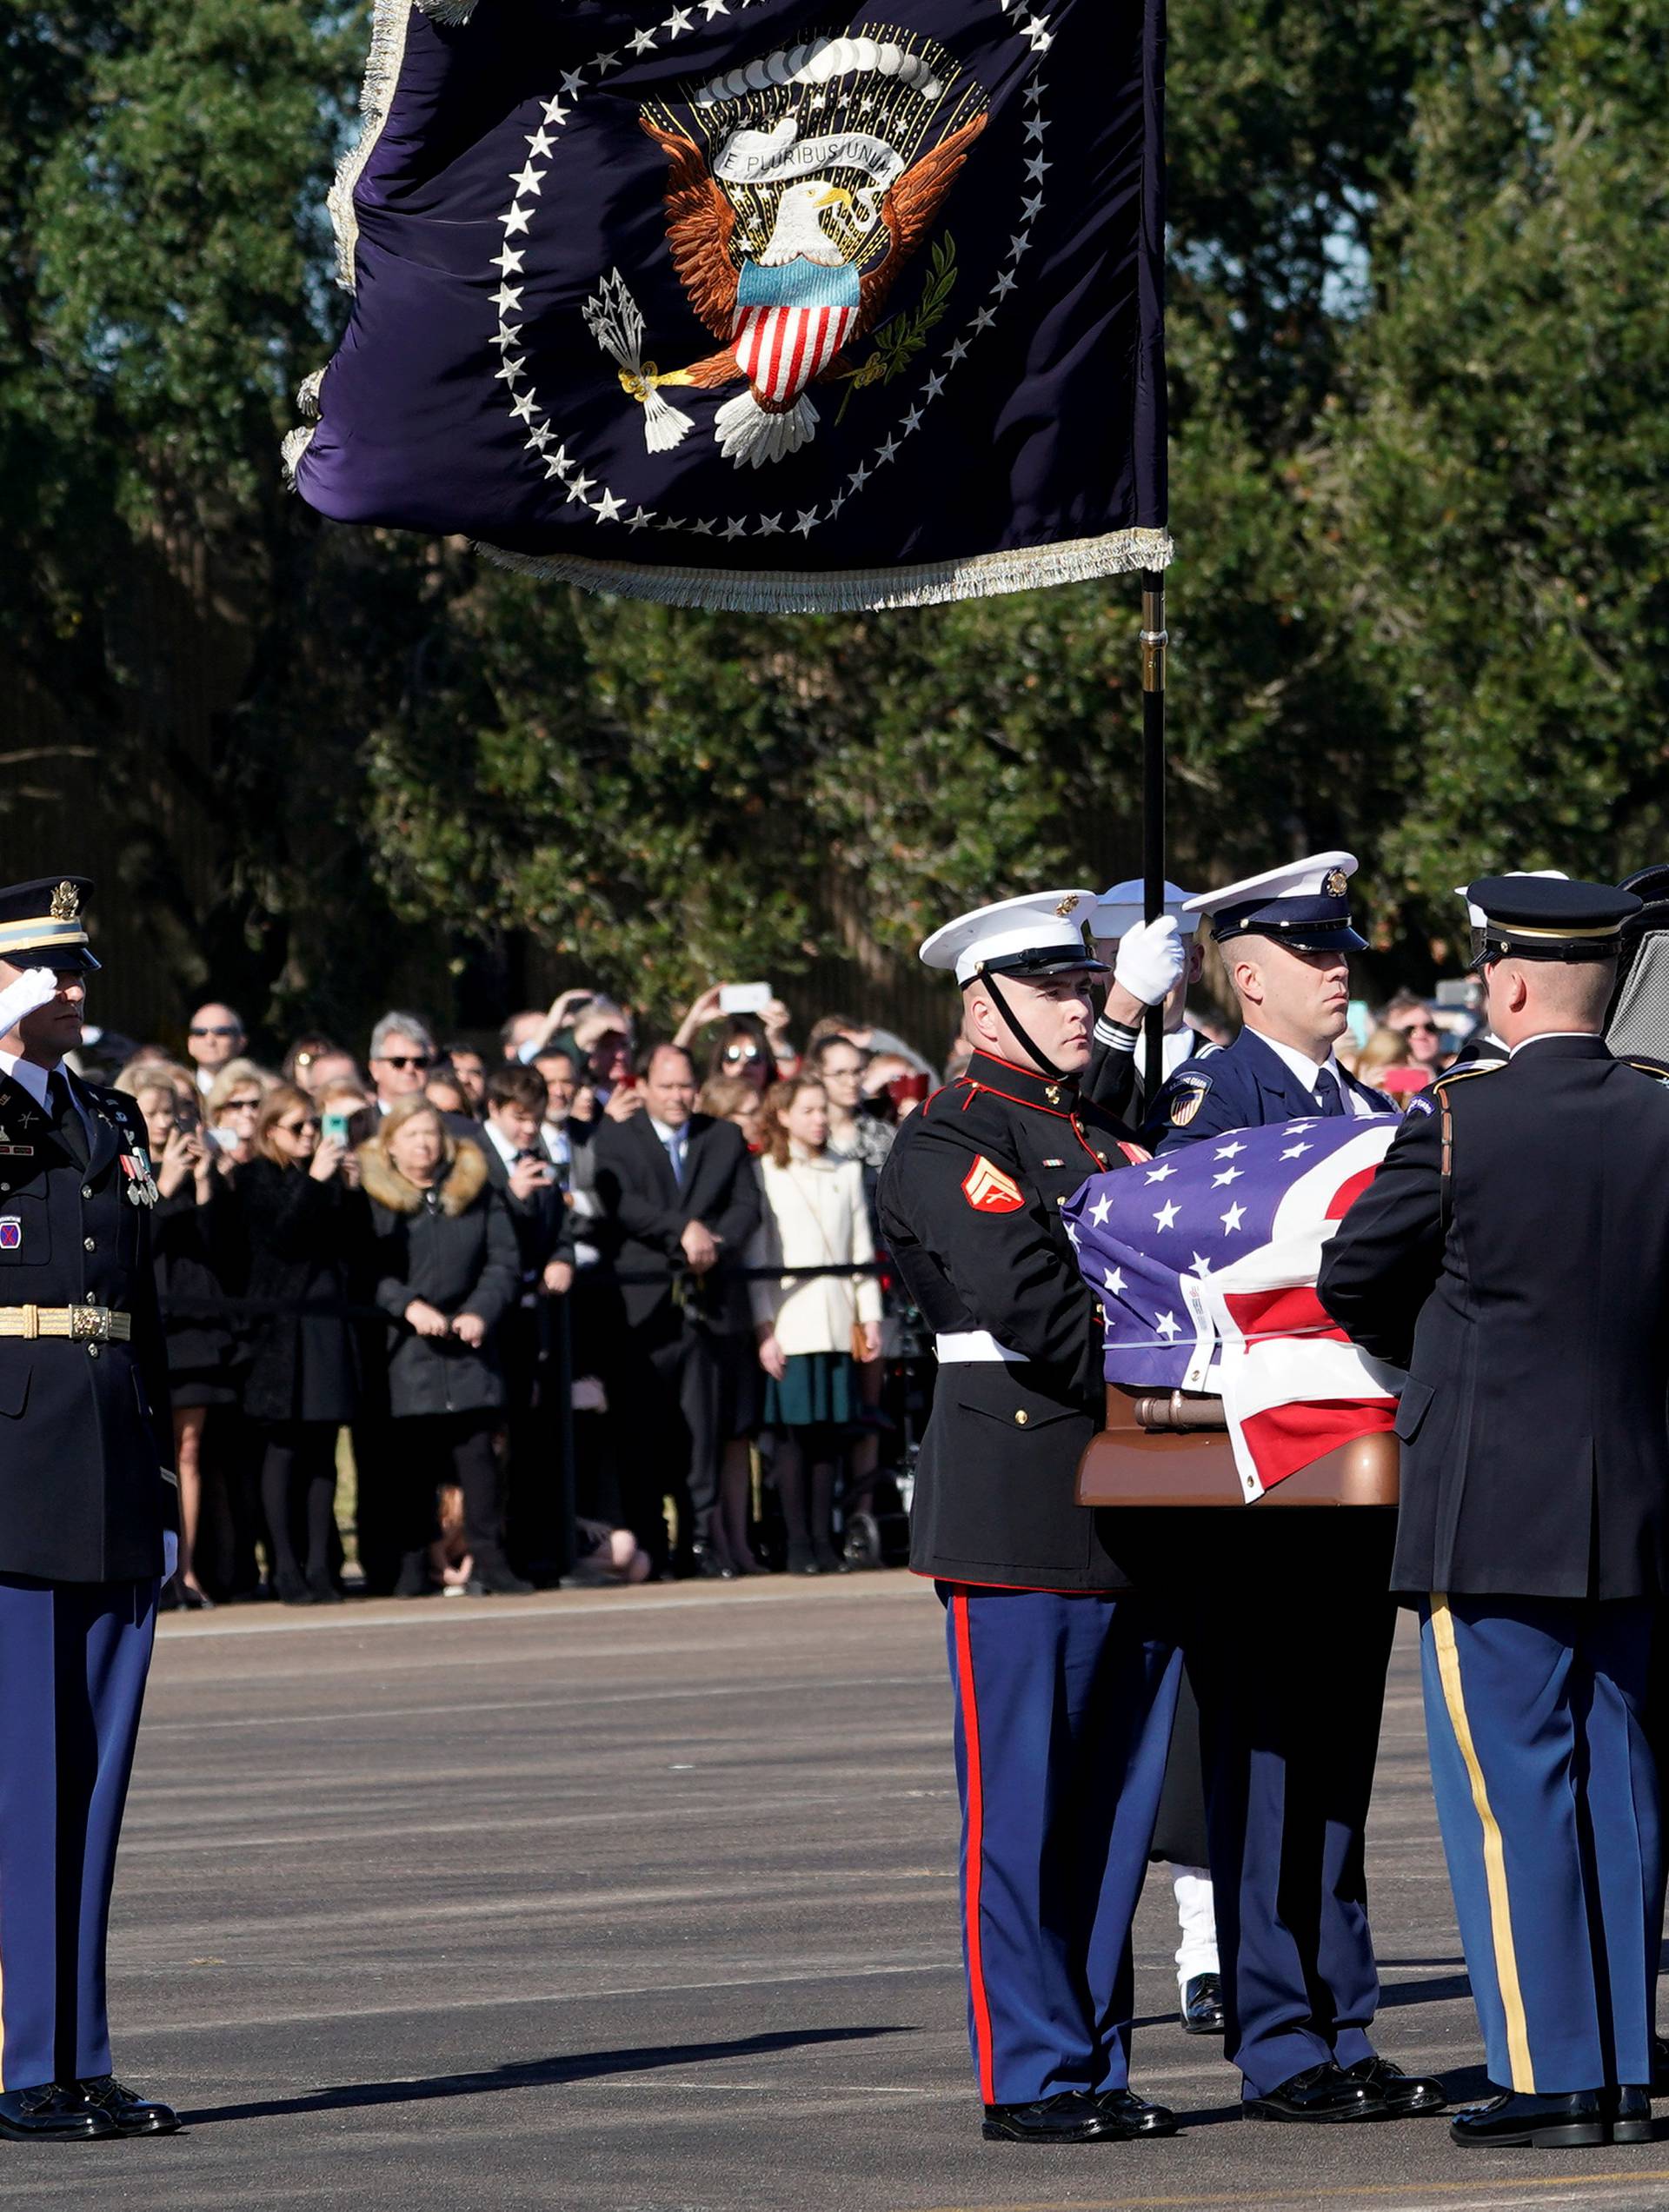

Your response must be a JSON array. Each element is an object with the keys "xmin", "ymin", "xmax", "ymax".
[
  {"xmin": 1320, "ymin": 875, "xmax": 1667, "ymax": 2152},
  {"xmin": 1140, "ymin": 854, "xmax": 1443, "ymax": 2125},
  {"xmin": 0, "ymin": 878, "xmax": 178, "ymax": 2142},
  {"xmin": 876, "ymin": 890, "xmax": 1185, "ymax": 2146}
]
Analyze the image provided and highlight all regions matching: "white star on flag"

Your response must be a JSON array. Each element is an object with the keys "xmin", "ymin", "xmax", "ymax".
[
  {"xmin": 1154, "ymin": 1200, "xmax": 1180, "ymax": 1231},
  {"xmin": 542, "ymin": 98, "xmax": 572, "ymax": 125},
  {"xmin": 1214, "ymin": 1142, "xmax": 1246, "ymax": 1159},
  {"xmin": 509, "ymin": 163, "xmax": 545, "ymax": 196},
  {"xmin": 756, "ymin": 514, "xmax": 783, "ymax": 535},
  {"xmin": 1220, "ymin": 1202, "xmax": 1247, "ymax": 1232},
  {"xmin": 792, "ymin": 508, "xmax": 818, "ymax": 536},
  {"xmin": 1154, "ymin": 1311, "xmax": 1180, "ymax": 1340},
  {"xmin": 593, "ymin": 489, "xmax": 625, "ymax": 522},
  {"xmin": 501, "ymin": 204, "xmax": 532, "ymax": 236},
  {"xmin": 1280, "ymin": 1143, "xmax": 1313, "ymax": 1160},
  {"xmin": 721, "ymin": 517, "xmax": 747, "ymax": 540},
  {"xmin": 525, "ymin": 129, "xmax": 555, "ymax": 158},
  {"xmin": 1211, "ymin": 1166, "xmax": 1242, "ymax": 1187},
  {"xmin": 1089, "ymin": 1192, "xmax": 1112, "ymax": 1226},
  {"xmin": 564, "ymin": 471, "xmax": 595, "ymax": 502},
  {"xmin": 1189, "ymin": 1252, "xmax": 1214, "ymax": 1276},
  {"xmin": 1103, "ymin": 1265, "xmax": 1125, "ymax": 1294},
  {"xmin": 625, "ymin": 506, "xmax": 655, "ymax": 530},
  {"xmin": 1066, "ymin": 1223, "xmax": 1080, "ymax": 1246},
  {"xmin": 1145, "ymin": 1164, "xmax": 1176, "ymax": 1182}
]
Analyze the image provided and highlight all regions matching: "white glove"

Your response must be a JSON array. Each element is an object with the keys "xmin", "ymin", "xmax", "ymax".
[
  {"xmin": 0, "ymin": 967, "xmax": 61, "ymax": 1035},
  {"xmin": 1114, "ymin": 916, "xmax": 1187, "ymax": 1007}
]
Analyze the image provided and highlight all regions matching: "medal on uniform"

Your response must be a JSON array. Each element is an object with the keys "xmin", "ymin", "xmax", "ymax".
[
  {"xmin": 121, "ymin": 1149, "xmax": 158, "ymax": 1207},
  {"xmin": 0, "ymin": 1126, "xmax": 32, "ymax": 1158}
]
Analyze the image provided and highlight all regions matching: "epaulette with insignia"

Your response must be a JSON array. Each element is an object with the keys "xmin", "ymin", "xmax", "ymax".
[
  {"xmin": 1432, "ymin": 1061, "xmax": 1501, "ymax": 1090},
  {"xmin": 1625, "ymin": 1055, "xmax": 1669, "ymax": 1086}
]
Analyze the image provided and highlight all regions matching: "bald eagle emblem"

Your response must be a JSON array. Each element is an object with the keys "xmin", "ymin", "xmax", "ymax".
[
  {"xmin": 1322, "ymin": 868, "xmax": 1349, "ymax": 900},
  {"xmin": 586, "ymin": 28, "xmax": 988, "ymax": 469}
]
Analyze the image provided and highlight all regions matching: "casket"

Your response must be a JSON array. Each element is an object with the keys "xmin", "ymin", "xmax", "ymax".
[{"xmin": 1075, "ymin": 1384, "xmax": 1400, "ymax": 1507}]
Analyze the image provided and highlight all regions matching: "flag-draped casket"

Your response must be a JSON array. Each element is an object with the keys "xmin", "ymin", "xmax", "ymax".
[
  {"xmin": 288, "ymin": 0, "xmax": 1170, "ymax": 611},
  {"xmin": 1065, "ymin": 1119, "xmax": 1406, "ymax": 1502}
]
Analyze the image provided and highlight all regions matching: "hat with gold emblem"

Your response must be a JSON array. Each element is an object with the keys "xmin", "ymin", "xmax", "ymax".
[
  {"xmin": 0, "ymin": 876, "xmax": 100, "ymax": 973},
  {"xmin": 919, "ymin": 890, "xmax": 1109, "ymax": 986},
  {"xmin": 1185, "ymin": 851, "xmax": 1366, "ymax": 953}
]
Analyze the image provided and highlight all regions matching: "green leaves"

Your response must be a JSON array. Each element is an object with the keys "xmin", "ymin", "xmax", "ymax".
[{"xmin": 835, "ymin": 232, "xmax": 957, "ymax": 423}]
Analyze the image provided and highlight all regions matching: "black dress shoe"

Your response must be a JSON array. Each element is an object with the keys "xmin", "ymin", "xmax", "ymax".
[
  {"xmin": 1343, "ymin": 2056, "xmax": 1447, "ymax": 2116},
  {"xmin": 1449, "ymin": 2089, "xmax": 1606, "ymax": 2148},
  {"xmin": 981, "ymin": 2090, "xmax": 1120, "ymax": 2143},
  {"xmin": 694, "ymin": 1551, "xmax": 737, "ymax": 1581},
  {"xmin": 1609, "ymin": 2086, "xmax": 1653, "ymax": 2144},
  {"xmin": 1243, "ymin": 2062, "xmax": 1385, "ymax": 2122},
  {"xmin": 0, "ymin": 2082, "xmax": 116, "ymax": 2140},
  {"xmin": 1180, "ymin": 1973, "xmax": 1225, "ymax": 2035},
  {"xmin": 72, "ymin": 2076, "xmax": 178, "ymax": 2136},
  {"xmin": 1092, "ymin": 2087, "xmax": 1179, "ymax": 2137},
  {"xmin": 785, "ymin": 1543, "xmax": 821, "ymax": 1576},
  {"xmin": 466, "ymin": 1562, "xmax": 535, "ymax": 1596}
]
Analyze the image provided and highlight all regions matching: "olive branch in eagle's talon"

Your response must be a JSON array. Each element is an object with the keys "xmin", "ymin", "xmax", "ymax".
[{"xmin": 834, "ymin": 233, "xmax": 958, "ymax": 426}]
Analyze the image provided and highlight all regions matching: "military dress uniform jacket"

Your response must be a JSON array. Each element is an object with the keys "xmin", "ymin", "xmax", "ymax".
[
  {"xmin": 876, "ymin": 1051, "xmax": 1139, "ymax": 1591},
  {"xmin": 0, "ymin": 1070, "xmax": 174, "ymax": 1583},
  {"xmin": 1146, "ymin": 1024, "xmax": 1393, "ymax": 1152},
  {"xmin": 1318, "ymin": 1036, "xmax": 1669, "ymax": 1600}
]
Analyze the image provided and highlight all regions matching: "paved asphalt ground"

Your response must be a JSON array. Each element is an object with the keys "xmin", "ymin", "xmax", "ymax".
[{"xmin": 7, "ymin": 1573, "xmax": 1669, "ymax": 2211}]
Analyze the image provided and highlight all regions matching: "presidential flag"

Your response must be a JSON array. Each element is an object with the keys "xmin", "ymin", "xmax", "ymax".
[
  {"xmin": 286, "ymin": 0, "xmax": 1169, "ymax": 611},
  {"xmin": 1063, "ymin": 1119, "xmax": 1406, "ymax": 1501}
]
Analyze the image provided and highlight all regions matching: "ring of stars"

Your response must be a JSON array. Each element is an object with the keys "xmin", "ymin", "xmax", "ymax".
[{"xmin": 485, "ymin": 16, "xmax": 1057, "ymax": 540}]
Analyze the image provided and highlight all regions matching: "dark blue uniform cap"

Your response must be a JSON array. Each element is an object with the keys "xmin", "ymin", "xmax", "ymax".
[
  {"xmin": 1185, "ymin": 851, "xmax": 1367, "ymax": 954},
  {"xmin": 1466, "ymin": 874, "xmax": 1639, "ymax": 966},
  {"xmin": 0, "ymin": 876, "xmax": 99, "ymax": 973}
]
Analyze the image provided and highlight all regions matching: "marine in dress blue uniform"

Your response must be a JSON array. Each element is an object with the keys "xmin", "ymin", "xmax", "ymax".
[
  {"xmin": 0, "ymin": 879, "xmax": 178, "ymax": 2142},
  {"xmin": 1136, "ymin": 854, "xmax": 1445, "ymax": 2124},
  {"xmin": 876, "ymin": 892, "xmax": 1184, "ymax": 2146},
  {"xmin": 1320, "ymin": 874, "xmax": 1667, "ymax": 2152}
]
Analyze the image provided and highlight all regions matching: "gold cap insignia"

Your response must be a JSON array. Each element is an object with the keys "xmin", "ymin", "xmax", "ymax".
[
  {"xmin": 1054, "ymin": 894, "xmax": 1081, "ymax": 918},
  {"xmin": 1322, "ymin": 868, "xmax": 1349, "ymax": 900},
  {"xmin": 49, "ymin": 881, "xmax": 80, "ymax": 921}
]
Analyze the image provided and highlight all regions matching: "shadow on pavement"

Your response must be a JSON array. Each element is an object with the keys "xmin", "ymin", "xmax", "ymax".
[{"xmin": 178, "ymin": 2024, "xmax": 912, "ymax": 2129}]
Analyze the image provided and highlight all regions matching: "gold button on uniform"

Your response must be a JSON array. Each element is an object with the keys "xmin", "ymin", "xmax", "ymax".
[
  {"xmin": 1014, "ymin": 1409, "xmax": 1029, "ymax": 1426},
  {"xmin": 83, "ymin": 1237, "xmax": 96, "ymax": 1252}
]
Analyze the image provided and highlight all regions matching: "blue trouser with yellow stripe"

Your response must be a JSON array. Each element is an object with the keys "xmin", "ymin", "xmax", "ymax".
[
  {"xmin": 0, "ymin": 1575, "xmax": 156, "ymax": 2090},
  {"xmin": 939, "ymin": 1585, "xmax": 1181, "ymax": 2106},
  {"xmin": 1420, "ymin": 1596, "xmax": 1659, "ymax": 2095}
]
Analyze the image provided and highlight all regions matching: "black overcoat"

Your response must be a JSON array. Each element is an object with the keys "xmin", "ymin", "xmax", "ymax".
[
  {"xmin": 236, "ymin": 1157, "xmax": 364, "ymax": 1426},
  {"xmin": 1319, "ymin": 1034, "xmax": 1669, "ymax": 1601},
  {"xmin": 361, "ymin": 1137, "xmax": 520, "ymax": 1418}
]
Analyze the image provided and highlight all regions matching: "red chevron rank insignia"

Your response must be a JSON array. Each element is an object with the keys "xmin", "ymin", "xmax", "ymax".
[{"xmin": 962, "ymin": 1156, "xmax": 1025, "ymax": 1213}]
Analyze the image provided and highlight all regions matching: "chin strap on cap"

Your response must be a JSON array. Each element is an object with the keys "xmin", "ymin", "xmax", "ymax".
[{"xmin": 980, "ymin": 968, "xmax": 1072, "ymax": 1083}]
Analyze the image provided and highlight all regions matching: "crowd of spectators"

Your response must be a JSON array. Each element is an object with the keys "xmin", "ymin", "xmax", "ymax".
[
  {"xmin": 81, "ymin": 986, "xmax": 934, "ymax": 1611},
  {"xmin": 78, "ymin": 969, "xmax": 1477, "ymax": 1613}
]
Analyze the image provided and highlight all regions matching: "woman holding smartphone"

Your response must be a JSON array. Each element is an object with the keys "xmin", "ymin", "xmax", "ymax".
[{"xmin": 237, "ymin": 1086, "xmax": 363, "ymax": 1603}]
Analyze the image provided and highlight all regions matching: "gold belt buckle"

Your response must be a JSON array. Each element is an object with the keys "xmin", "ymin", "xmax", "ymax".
[{"xmin": 69, "ymin": 1306, "xmax": 111, "ymax": 1343}]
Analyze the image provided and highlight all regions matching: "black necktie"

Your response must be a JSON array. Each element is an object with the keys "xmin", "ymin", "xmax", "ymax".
[
  {"xmin": 47, "ymin": 1070, "xmax": 90, "ymax": 1169},
  {"xmin": 1312, "ymin": 1068, "xmax": 1347, "ymax": 1119}
]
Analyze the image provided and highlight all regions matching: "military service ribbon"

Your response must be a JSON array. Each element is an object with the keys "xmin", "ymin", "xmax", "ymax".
[{"xmin": 287, "ymin": 0, "xmax": 1169, "ymax": 612}]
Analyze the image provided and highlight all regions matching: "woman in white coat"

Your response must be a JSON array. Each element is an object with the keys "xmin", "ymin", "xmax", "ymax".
[{"xmin": 748, "ymin": 1077, "xmax": 883, "ymax": 1574}]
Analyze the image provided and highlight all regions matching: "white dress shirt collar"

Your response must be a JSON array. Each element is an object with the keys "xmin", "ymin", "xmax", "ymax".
[{"xmin": 0, "ymin": 1052, "xmax": 92, "ymax": 1138}]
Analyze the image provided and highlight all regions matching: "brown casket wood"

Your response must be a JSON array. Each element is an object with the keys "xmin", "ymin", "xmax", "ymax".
[{"xmin": 1075, "ymin": 1384, "xmax": 1400, "ymax": 1508}]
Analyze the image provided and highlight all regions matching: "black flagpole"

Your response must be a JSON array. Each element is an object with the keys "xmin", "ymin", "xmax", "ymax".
[{"xmin": 1140, "ymin": 568, "xmax": 1167, "ymax": 1099}]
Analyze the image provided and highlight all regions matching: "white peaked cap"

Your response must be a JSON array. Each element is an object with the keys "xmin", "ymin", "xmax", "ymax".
[{"xmin": 919, "ymin": 889, "xmax": 1107, "ymax": 986}]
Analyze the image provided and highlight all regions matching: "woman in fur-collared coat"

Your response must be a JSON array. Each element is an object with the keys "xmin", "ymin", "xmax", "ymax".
[{"xmin": 358, "ymin": 1099, "xmax": 529, "ymax": 1597}]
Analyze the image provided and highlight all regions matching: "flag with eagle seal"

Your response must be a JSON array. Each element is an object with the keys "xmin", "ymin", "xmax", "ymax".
[{"xmin": 286, "ymin": 0, "xmax": 1169, "ymax": 613}]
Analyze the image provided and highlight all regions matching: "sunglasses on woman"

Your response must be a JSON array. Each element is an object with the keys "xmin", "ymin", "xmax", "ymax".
[
  {"xmin": 278, "ymin": 1117, "xmax": 322, "ymax": 1135},
  {"xmin": 722, "ymin": 1046, "xmax": 763, "ymax": 1064},
  {"xmin": 224, "ymin": 1095, "xmax": 262, "ymax": 1113}
]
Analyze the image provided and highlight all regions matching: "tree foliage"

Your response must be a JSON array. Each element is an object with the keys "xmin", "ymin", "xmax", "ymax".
[{"xmin": 3, "ymin": 0, "xmax": 1665, "ymax": 1036}]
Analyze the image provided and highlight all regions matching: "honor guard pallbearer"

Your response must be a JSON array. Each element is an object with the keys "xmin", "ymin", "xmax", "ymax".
[
  {"xmin": 1141, "ymin": 854, "xmax": 1444, "ymax": 2123},
  {"xmin": 1321, "ymin": 874, "xmax": 1667, "ymax": 2151},
  {"xmin": 876, "ymin": 892, "xmax": 1183, "ymax": 2146},
  {"xmin": 0, "ymin": 879, "xmax": 178, "ymax": 2142}
]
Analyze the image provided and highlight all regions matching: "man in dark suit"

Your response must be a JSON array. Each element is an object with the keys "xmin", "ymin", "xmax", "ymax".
[
  {"xmin": 1141, "ymin": 854, "xmax": 1439, "ymax": 2127},
  {"xmin": 589, "ymin": 1044, "xmax": 759, "ymax": 1578},
  {"xmin": 1320, "ymin": 874, "xmax": 1667, "ymax": 2153},
  {"xmin": 0, "ymin": 877, "xmax": 179, "ymax": 2141}
]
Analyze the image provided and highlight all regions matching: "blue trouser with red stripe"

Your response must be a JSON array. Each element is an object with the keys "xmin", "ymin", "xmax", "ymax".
[
  {"xmin": 940, "ymin": 1584, "xmax": 1181, "ymax": 2106},
  {"xmin": 0, "ymin": 1575, "xmax": 156, "ymax": 2090},
  {"xmin": 1420, "ymin": 1596, "xmax": 1659, "ymax": 2095}
]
